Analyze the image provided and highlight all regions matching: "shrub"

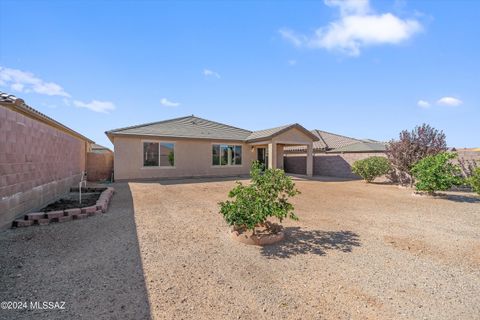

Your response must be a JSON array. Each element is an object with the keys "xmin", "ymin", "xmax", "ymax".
[
  {"xmin": 351, "ymin": 156, "xmax": 391, "ymax": 183},
  {"xmin": 387, "ymin": 124, "xmax": 447, "ymax": 185},
  {"xmin": 411, "ymin": 152, "xmax": 463, "ymax": 194},
  {"xmin": 468, "ymin": 167, "xmax": 480, "ymax": 195},
  {"xmin": 219, "ymin": 161, "xmax": 300, "ymax": 231}
]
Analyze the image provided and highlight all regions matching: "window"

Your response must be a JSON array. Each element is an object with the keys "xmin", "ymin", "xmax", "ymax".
[
  {"xmin": 143, "ymin": 142, "xmax": 159, "ymax": 167},
  {"xmin": 143, "ymin": 142, "xmax": 175, "ymax": 167},
  {"xmin": 212, "ymin": 144, "xmax": 242, "ymax": 166},
  {"xmin": 160, "ymin": 142, "xmax": 175, "ymax": 167}
]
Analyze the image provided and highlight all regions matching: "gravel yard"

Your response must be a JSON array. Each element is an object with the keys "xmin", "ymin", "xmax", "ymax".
[{"xmin": 1, "ymin": 177, "xmax": 479, "ymax": 319}]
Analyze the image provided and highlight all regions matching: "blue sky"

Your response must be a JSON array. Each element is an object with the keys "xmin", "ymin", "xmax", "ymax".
[{"xmin": 0, "ymin": 0, "xmax": 478, "ymax": 148}]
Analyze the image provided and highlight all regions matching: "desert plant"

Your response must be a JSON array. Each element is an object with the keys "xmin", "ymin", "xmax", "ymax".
[
  {"xmin": 351, "ymin": 156, "xmax": 391, "ymax": 183},
  {"xmin": 411, "ymin": 152, "xmax": 462, "ymax": 194},
  {"xmin": 468, "ymin": 167, "xmax": 480, "ymax": 195},
  {"xmin": 387, "ymin": 124, "xmax": 447, "ymax": 186},
  {"xmin": 168, "ymin": 151, "xmax": 174, "ymax": 166},
  {"xmin": 219, "ymin": 161, "xmax": 300, "ymax": 231}
]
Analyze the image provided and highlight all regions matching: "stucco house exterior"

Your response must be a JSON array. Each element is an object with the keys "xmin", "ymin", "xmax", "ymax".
[{"xmin": 105, "ymin": 115, "xmax": 319, "ymax": 180}]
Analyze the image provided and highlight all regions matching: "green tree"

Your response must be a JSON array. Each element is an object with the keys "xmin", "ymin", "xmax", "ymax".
[
  {"xmin": 387, "ymin": 124, "xmax": 447, "ymax": 185},
  {"xmin": 219, "ymin": 161, "xmax": 300, "ymax": 232},
  {"xmin": 468, "ymin": 167, "xmax": 480, "ymax": 195},
  {"xmin": 351, "ymin": 156, "xmax": 391, "ymax": 183},
  {"xmin": 411, "ymin": 152, "xmax": 463, "ymax": 194}
]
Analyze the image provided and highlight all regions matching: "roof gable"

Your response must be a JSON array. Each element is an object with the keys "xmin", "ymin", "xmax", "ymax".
[
  {"xmin": 312, "ymin": 130, "xmax": 360, "ymax": 150},
  {"xmin": 246, "ymin": 123, "xmax": 319, "ymax": 143}
]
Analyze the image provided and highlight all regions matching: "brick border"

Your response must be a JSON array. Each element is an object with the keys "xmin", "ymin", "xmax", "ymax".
[{"xmin": 12, "ymin": 187, "xmax": 115, "ymax": 228}]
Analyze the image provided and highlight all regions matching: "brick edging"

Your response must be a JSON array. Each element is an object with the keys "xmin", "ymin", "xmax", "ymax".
[{"xmin": 12, "ymin": 187, "xmax": 115, "ymax": 228}]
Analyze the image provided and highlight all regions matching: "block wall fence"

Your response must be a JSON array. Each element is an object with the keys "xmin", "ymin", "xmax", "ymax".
[
  {"xmin": 285, "ymin": 151, "xmax": 480, "ymax": 179},
  {"xmin": 0, "ymin": 105, "xmax": 88, "ymax": 229},
  {"xmin": 86, "ymin": 152, "xmax": 114, "ymax": 182}
]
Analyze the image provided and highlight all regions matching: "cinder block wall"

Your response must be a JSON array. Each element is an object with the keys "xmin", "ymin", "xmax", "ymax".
[
  {"xmin": 284, "ymin": 152, "xmax": 387, "ymax": 178},
  {"xmin": 0, "ymin": 105, "xmax": 86, "ymax": 228},
  {"xmin": 285, "ymin": 151, "xmax": 480, "ymax": 179},
  {"xmin": 87, "ymin": 152, "xmax": 113, "ymax": 182}
]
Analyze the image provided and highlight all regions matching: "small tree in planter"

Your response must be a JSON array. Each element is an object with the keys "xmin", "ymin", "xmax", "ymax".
[
  {"xmin": 351, "ymin": 156, "xmax": 391, "ymax": 183},
  {"xmin": 411, "ymin": 152, "xmax": 463, "ymax": 195},
  {"xmin": 219, "ymin": 161, "xmax": 300, "ymax": 244}
]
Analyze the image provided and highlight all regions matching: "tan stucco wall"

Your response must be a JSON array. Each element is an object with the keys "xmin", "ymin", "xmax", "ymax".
[
  {"xmin": 113, "ymin": 136, "xmax": 256, "ymax": 180},
  {"xmin": 276, "ymin": 144, "xmax": 284, "ymax": 170},
  {"xmin": 272, "ymin": 127, "xmax": 313, "ymax": 145}
]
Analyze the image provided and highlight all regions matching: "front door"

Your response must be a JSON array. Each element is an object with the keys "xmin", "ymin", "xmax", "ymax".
[{"xmin": 257, "ymin": 147, "xmax": 269, "ymax": 169}]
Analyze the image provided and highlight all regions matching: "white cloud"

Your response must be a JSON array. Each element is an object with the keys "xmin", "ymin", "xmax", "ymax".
[
  {"xmin": 279, "ymin": 0, "xmax": 422, "ymax": 56},
  {"xmin": 417, "ymin": 100, "xmax": 430, "ymax": 108},
  {"xmin": 160, "ymin": 98, "xmax": 180, "ymax": 107},
  {"xmin": 0, "ymin": 66, "xmax": 71, "ymax": 97},
  {"xmin": 279, "ymin": 29, "xmax": 305, "ymax": 47},
  {"xmin": 0, "ymin": 66, "xmax": 117, "ymax": 114},
  {"xmin": 325, "ymin": 0, "xmax": 370, "ymax": 15},
  {"xmin": 73, "ymin": 100, "xmax": 115, "ymax": 113},
  {"xmin": 288, "ymin": 59, "xmax": 297, "ymax": 66},
  {"xmin": 203, "ymin": 68, "xmax": 221, "ymax": 79},
  {"xmin": 437, "ymin": 96, "xmax": 462, "ymax": 107}
]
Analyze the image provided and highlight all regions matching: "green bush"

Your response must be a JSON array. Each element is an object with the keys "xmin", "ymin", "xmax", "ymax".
[
  {"xmin": 219, "ymin": 161, "xmax": 300, "ymax": 231},
  {"xmin": 468, "ymin": 167, "xmax": 480, "ymax": 195},
  {"xmin": 351, "ymin": 156, "xmax": 391, "ymax": 183},
  {"xmin": 411, "ymin": 152, "xmax": 463, "ymax": 194}
]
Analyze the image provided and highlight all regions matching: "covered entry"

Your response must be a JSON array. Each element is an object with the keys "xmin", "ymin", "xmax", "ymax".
[{"xmin": 245, "ymin": 124, "xmax": 318, "ymax": 176}]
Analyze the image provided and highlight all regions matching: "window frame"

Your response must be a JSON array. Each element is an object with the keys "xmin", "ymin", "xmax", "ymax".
[
  {"xmin": 141, "ymin": 140, "xmax": 176, "ymax": 169},
  {"xmin": 211, "ymin": 143, "xmax": 243, "ymax": 167}
]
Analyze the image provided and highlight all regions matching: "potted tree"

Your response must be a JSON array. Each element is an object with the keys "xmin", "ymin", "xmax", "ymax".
[{"xmin": 219, "ymin": 161, "xmax": 300, "ymax": 245}]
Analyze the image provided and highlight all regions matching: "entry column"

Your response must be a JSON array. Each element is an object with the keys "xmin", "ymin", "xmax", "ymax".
[
  {"xmin": 306, "ymin": 143, "xmax": 313, "ymax": 176},
  {"xmin": 268, "ymin": 142, "xmax": 277, "ymax": 169}
]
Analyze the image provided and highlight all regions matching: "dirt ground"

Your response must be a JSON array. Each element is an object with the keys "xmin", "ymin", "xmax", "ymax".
[{"xmin": 0, "ymin": 177, "xmax": 479, "ymax": 320}]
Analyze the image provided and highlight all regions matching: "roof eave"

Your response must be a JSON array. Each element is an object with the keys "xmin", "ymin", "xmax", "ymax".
[{"xmin": 105, "ymin": 131, "xmax": 249, "ymax": 143}]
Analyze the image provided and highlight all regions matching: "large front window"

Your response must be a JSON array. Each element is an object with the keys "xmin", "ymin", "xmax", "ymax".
[
  {"xmin": 143, "ymin": 142, "xmax": 175, "ymax": 167},
  {"xmin": 212, "ymin": 144, "xmax": 242, "ymax": 166}
]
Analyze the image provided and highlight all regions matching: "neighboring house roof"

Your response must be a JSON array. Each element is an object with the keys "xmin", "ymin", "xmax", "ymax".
[
  {"xmin": 285, "ymin": 129, "xmax": 360, "ymax": 152},
  {"xmin": 91, "ymin": 143, "xmax": 113, "ymax": 153},
  {"xmin": 245, "ymin": 123, "xmax": 319, "ymax": 143},
  {"xmin": 106, "ymin": 115, "xmax": 253, "ymax": 142},
  {"xmin": 0, "ymin": 91, "xmax": 94, "ymax": 143},
  {"xmin": 327, "ymin": 141, "xmax": 387, "ymax": 153}
]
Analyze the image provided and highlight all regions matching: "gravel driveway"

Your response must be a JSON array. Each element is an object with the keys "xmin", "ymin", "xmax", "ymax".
[{"xmin": 1, "ymin": 177, "xmax": 479, "ymax": 319}]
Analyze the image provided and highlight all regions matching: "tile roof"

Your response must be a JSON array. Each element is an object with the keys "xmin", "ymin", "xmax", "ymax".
[
  {"xmin": 285, "ymin": 129, "xmax": 360, "ymax": 152},
  {"xmin": 245, "ymin": 124, "xmax": 293, "ymax": 141},
  {"xmin": 106, "ymin": 115, "xmax": 253, "ymax": 141},
  {"xmin": 327, "ymin": 141, "xmax": 387, "ymax": 153},
  {"xmin": 0, "ymin": 91, "xmax": 94, "ymax": 143},
  {"xmin": 245, "ymin": 123, "xmax": 319, "ymax": 142},
  {"xmin": 92, "ymin": 143, "xmax": 112, "ymax": 152},
  {"xmin": 0, "ymin": 92, "xmax": 22, "ymax": 104}
]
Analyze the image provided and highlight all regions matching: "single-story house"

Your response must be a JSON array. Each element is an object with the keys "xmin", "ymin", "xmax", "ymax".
[
  {"xmin": 0, "ymin": 91, "xmax": 94, "ymax": 229},
  {"xmin": 105, "ymin": 115, "xmax": 319, "ymax": 180}
]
